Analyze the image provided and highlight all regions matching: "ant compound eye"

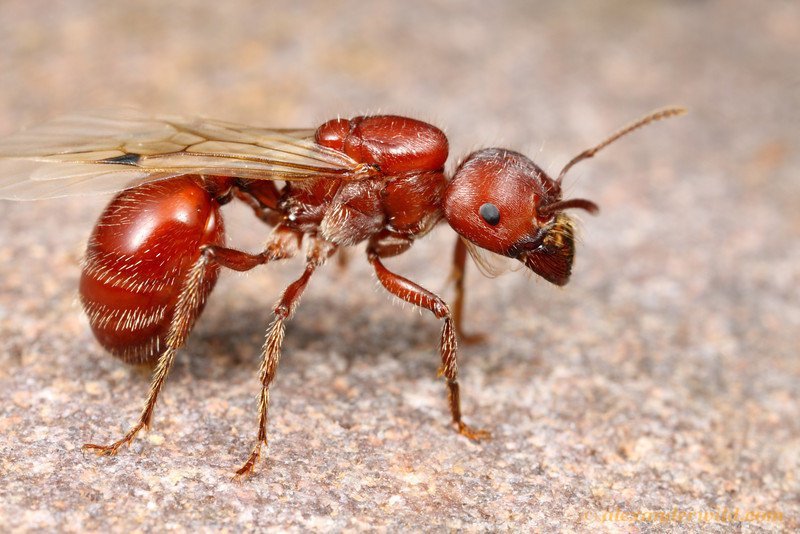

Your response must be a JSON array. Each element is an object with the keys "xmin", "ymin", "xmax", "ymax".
[{"xmin": 479, "ymin": 202, "xmax": 500, "ymax": 226}]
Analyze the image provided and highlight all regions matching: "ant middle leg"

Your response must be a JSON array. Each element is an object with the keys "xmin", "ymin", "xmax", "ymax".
[
  {"xmin": 367, "ymin": 246, "xmax": 491, "ymax": 442},
  {"xmin": 235, "ymin": 238, "xmax": 337, "ymax": 478}
]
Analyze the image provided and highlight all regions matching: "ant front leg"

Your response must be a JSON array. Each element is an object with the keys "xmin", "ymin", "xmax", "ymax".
[
  {"xmin": 367, "ymin": 245, "xmax": 491, "ymax": 442},
  {"xmin": 83, "ymin": 226, "xmax": 301, "ymax": 457},
  {"xmin": 450, "ymin": 238, "xmax": 487, "ymax": 344},
  {"xmin": 235, "ymin": 237, "xmax": 336, "ymax": 478}
]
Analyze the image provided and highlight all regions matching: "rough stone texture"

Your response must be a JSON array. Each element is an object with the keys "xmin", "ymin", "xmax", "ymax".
[{"xmin": 0, "ymin": 1, "xmax": 797, "ymax": 532}]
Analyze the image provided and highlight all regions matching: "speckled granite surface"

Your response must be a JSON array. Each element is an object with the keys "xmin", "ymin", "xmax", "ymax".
[{"xmin": 1, "ymin": 1, "xmax": 797, "ymax": 532}]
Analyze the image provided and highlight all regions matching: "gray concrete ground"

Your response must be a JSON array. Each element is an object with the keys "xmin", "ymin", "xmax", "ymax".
[{"xmin": 0, "ymin": 1, "xmax": 797, "ymax": 531}]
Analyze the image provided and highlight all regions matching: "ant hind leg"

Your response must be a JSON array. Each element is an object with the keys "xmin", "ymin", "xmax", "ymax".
[
  {"xmin": 83, "ymin": 252, "xmax": 214, "ymax": 456},
  {"xmin": 83, "ymin": 232, "xmax": 300, "ymax": 458}
]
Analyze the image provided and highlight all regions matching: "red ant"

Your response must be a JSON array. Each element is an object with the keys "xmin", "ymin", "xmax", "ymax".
[{"xmin": 0, "ymin": 107, "xmax": 684, "ymax": 476}]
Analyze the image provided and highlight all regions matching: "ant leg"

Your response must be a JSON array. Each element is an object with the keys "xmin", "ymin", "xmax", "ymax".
[
  {"xmin": 368, "ymin": 250, "xmax": 491, "ymax": 441},
  {"xmin": 233, "ymin": 187, "xmax": 284, "ymax": 226},
  {"xmin": 83, "ymin": 252, "xmax": 218, "ymax": 456},
  {"xmin": 202, "ymin": 224, "xmax": 302, "ymax": 271},
  {"xmin": 336, "ymin": 248, "xmax": 350, "ymax": 271},
  {"xmin": 83, "ymin": 229, "xmax": 301, "ymax": 457},
  {"xmin": 449, "ymin": 238, "xmax": 487, "ymax": 344},
  {"xmin": 235, "ymin": 238, "xmax": 336, "ymax": 478}
]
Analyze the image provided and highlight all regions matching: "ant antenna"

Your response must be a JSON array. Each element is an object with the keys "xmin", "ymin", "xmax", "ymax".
[{"xmin": 556, "ymin": 106, "xmax": 687, "ymax": 185}]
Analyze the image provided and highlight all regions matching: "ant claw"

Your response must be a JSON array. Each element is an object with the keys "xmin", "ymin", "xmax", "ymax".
[
  {"xmin": 82, "ymin": 441, "xmax": 123, "ymax": 456},
  {"xmin": 457, "ymin": 422, "xmax": 492, "ymax": 442},
  {"xmin": 81, "ymin": 423, "xmax": 144, "ymax": 456},
  {"xmin": 233, "ymin": 444, "xmax": 263, "ymax": 479}
]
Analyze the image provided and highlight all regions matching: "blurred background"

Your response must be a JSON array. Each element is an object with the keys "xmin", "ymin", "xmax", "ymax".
[{"xmin": 1, "ymin": 0, "xmax": 797, "ymax": 531}]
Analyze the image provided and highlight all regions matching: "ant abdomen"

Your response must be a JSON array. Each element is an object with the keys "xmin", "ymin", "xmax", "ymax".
[{"xmin": 79, "ymin": 176, "xmax": 225, "ymax": 364}]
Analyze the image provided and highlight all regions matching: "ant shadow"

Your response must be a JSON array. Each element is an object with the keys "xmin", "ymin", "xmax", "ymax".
[{"xmin": 185, "ymin": 291, "xmax": 443, "ymax": 383}]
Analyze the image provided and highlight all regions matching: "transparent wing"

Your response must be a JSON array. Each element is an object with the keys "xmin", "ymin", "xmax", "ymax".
[
  {"xmin": 462, "ymin": 238, "xmax": 522, "ymax": 278},
  {"xmin": 0, "ymin": 110, "xmax": 370, "ymax": 200}
]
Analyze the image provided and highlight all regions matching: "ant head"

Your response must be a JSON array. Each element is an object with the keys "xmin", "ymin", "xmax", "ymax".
[
  {"xmin": 442, "ymin": 107, "xmax": 686, "ymax": 285},
  {"xmin": 442, "ymin": 148, "xmax": 596, "ymax": 285}
]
